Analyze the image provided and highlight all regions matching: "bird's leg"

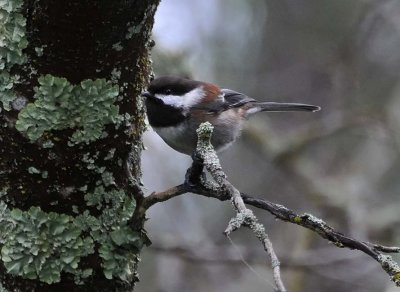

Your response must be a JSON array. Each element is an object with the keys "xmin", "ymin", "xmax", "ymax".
[{"xmin": 185, "ymin": 151, "xmax": 206, "ymax": 186}]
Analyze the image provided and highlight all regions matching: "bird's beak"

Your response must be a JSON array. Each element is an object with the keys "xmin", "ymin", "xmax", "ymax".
[{"xmin": 141, "ymin": 91, "xmax": 153, "ymax": 99}]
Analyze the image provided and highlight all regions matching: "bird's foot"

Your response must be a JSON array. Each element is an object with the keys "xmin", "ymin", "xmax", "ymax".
[{"xmin": 184, "ymin": 151, "xmax": 205, "ymax": 187}]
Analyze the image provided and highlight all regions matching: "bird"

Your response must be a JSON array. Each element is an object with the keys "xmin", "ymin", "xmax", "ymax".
[{"xmin": 142, "ymin": 76, "xmax": 320, "ymax": 155}]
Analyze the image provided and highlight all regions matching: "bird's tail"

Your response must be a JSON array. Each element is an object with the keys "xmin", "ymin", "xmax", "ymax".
[{"xmin": 249, "ymin": 102, "xmax": 320, "ymax": 114}]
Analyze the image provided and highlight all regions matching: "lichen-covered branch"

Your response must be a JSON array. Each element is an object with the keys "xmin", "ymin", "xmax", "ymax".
[
  {"xmin": 194, "ymin": 122, "xmax": 287, "ymax": 292},
  {"xmin": 141, "ymin": 181, "xmax": 400, "ymax": 287},
  {"xmin": 240, "ymin": 195, "xmax": 400, "ymax": 285},
  {"xmin": 139, "ymin": 121, "xmax": 400, "ymax": 288}
]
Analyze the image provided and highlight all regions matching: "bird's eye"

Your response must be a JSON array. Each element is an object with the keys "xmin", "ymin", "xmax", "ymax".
[{"xmin": 165, "ymin": 89, "xmax": 172, "ymax": 95}]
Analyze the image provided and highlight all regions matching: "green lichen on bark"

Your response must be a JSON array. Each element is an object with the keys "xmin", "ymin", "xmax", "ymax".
[
  {"xmin": 82, "ymin": 186, "xmax": 142, "ymax": 282},
  {"xmin": 0, "ymin": 184, "xmax": 142, "ymax": 284},
  {"xmin": 74, "ymin": 151, "xmax": 143, "ymax": 281},
  {"xmin": 15, "ymin": 75, "xmax": 123, "ymax": 144},
  {"xmin": 0, "ymin": 0, "xmax": 158, "ymax": 288},
  {"xmin": 1, "ymin": 143, "xmax": 141, "ymax": 284},
  {"xmin": 0, "ymin": 202, "xmax": 94, "ymax": 284},
  {"xmin": 84, "ymin": 186, "xmax": 135, "ymax": 224},
  {"xmin": 99, "ymin": 226, "xmax": 142, "ymax": 281},
  {"xmin": 0, "ymin": 0, "xmax": 28, "ymax": 111}
]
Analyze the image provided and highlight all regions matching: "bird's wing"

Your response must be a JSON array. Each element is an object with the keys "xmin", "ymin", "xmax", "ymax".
[
  {"xmin": 221, "ymin": 89, "xmax": 256, "ymax": 108},
  {"xmin": 190, "ymin": 89, "xmax": 255, "ymax": 114},
  {"xmin": 199, "ymin": 89, "xmax": 255, "ymax": 113}
]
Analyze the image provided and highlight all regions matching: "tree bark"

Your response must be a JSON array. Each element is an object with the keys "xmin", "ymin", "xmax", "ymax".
[{"xmin": 0, "ymin": 0, "xmax": 159, "ymax": 290}]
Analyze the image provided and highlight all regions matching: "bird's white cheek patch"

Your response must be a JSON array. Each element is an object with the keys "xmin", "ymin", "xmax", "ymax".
[
  {"xmin": 155, "ymin": 87, "xmax": 205, "ymax": 109},
  {"xmin": 181, "ymin": 87, "xmax": 205, "ymax": 108},
  {"xmin": 155, "ymin": 94, "xmax": 184, "ymax": 107}
]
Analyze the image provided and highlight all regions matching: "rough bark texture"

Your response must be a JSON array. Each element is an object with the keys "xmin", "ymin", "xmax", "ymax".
[{"xmin": 0, "ymin": 0, "xmax": 159, "ymax": 291}]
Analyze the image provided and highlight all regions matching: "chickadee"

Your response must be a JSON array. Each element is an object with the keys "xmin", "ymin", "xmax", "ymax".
[{"xmin": 142, "ymin": 76, "xmax": 320, "ymax": 155}]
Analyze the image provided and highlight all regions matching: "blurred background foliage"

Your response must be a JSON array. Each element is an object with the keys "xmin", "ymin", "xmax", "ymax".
[{"xmin": 138, "ymin": 0, "xmax": 400, "ymax": 291}]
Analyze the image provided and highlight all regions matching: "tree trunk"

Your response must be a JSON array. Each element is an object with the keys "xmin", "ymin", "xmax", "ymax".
[{"xmin": 0, "ymin": 0, "xmax": 159, "ymax": 290}]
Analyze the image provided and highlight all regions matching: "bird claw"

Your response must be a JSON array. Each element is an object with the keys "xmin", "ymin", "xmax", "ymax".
[
  {"xmin": 191, "ymin": 151, "xmax": 203, "ymax": 164},
  {"xmin": 184, "ymin": 168, "xmax": 206, "ymax": 187},
  {"xmin": 184, "ymin": 151, "xmax": 205, "ymax": 187}
]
